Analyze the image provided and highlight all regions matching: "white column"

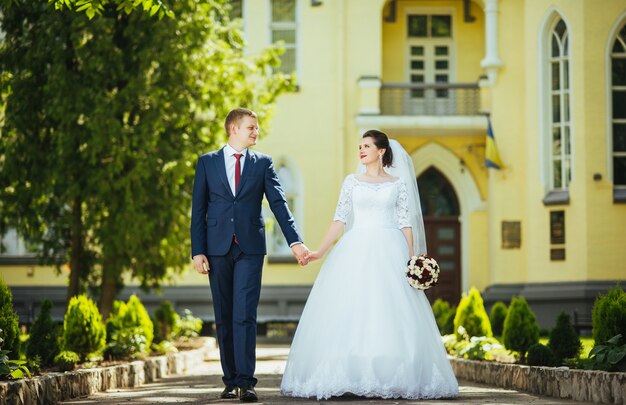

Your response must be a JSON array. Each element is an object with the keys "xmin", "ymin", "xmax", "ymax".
[{"xmin": 480, "ymin": 0, "xmax": 503, "ymax": 85}]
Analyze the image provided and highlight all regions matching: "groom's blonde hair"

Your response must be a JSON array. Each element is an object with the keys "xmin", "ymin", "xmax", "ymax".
[{"xmin": 225, "ymin": 108, "xmax": 257, "ymax": 136}]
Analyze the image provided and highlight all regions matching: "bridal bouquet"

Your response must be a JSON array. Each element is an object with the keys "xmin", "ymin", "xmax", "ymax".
[{"xmin": 405, "ymin": 254, "xmax": 440, "ymax": 290}]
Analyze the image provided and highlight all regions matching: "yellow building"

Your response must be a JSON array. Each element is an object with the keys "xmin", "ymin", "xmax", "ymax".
[{"xmin": 2, "ymin": 0, "xmax": 625, "ymax": 329}]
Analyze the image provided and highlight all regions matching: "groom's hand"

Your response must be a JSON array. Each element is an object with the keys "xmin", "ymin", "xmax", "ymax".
[
  {"xmin": 291, "ymin": 243, "xmax": 310, "ymax": 266},
  {"xmin": 193, "ymin": 254, "xmax": 210, "ymax": 275}
]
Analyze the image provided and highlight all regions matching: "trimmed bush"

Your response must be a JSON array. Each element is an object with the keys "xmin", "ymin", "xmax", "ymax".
[
  {"xmin": 154, "ymin": 300, "xmax": 180, "ymax": 343},
  {"xmin": 489, "ymin": 301, "xmax": 508, "ymax": 337},
  {"xmin": 453, "ymin": 287, "xmax": 492, "ymax": 339},
  {"xmin": 527, "ymin": 343, "xmax": 557, "ymax": 367},
  {"xmin": 177, "ymin": 309, "xmax": 203, "ymax": 338},
  {"xmin": 63, "ymin": 295, "xmax": 106, "ymax": 361},
  {"xmin": 432, "ymin": 299, "xmax": 456, "ymax": 335},
  {"xmin": 54, "ymin": 350, "xmax": 79, "ymax": 372},
  {"xmin": 26, "ymin": 299, "xmax": 61, "ymax": 367},
  {"xmin": 105, "ymin": 295, "xmax": 154, "ymax": 359},
  {"xmin": 549, "ymin": 311, "xmax": 582, "ymax": 364},
  {"xmin": 592, "ymin": 285, "xmax": 626, "ymax": 345},
  {"xmin": 0, "ymin": 278, "xmax": 20, "ymax": 356},
  {"xmin": 502, "ymin": 296, "xmax": 540, "ymax": 360}
]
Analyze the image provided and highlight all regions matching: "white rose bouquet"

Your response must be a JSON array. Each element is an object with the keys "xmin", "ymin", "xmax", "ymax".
[{"xmin": 405, "ymin": 254, "xmax": 440, "ymax": 290}]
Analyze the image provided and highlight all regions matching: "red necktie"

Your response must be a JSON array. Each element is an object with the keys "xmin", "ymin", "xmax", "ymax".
[{"xmin": 234, "ymin": 153, "xmax": 243, "ymax": 192}]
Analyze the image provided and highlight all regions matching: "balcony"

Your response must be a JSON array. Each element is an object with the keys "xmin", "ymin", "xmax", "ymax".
[{"xmin": 356, "ymin": 77, "xmax": 487, "ymax": 135}]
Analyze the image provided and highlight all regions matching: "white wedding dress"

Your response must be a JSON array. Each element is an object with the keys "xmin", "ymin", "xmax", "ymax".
[{"xmin": 281, "ymin": 174, "xmax": 459, "ymax": 400}]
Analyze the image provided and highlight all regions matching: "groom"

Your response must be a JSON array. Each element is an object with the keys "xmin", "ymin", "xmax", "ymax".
[{"xmin": 191, "ymin": 107, "xmax": 309, "ymax": 402}]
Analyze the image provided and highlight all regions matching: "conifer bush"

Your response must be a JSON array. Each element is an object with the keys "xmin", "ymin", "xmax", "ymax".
[
  {"xmin": 54, "ymin": 350, "xmax": 79, "ymax": 372},
  {"xmin": 104, "ymin": 295, "xmax": 153, "ymax": 359},
  {"xmin": 489, "ymin": 301, "xmax": 508, "ymax": 337},
  {"xmin": 527, "ymin": 343, "xmax": 557, "ymax": 367},
  {"xmin": 63, "ymin": 295, "xmax": 106, "ymax": 361},
  {"xmin": 154, "ymin": 300, "xmax": 180, "ymax": 343},
  {"xmin": 502, "ymin": 296, "xmax": 539, "ymax": 360},
  {"xmin": 592, "ymin": 285, "xmax": 626, "ymax": 345},
  {"xmin": 26, "ymin": 299, "xmax": 61, "ymax": 367},
  {"xmin": 453, "ymin": 287, "xmax": 492, "ymax": 339},
  {"xmin": 0, "ymin": 278, "xmax": 20, "ymax": 356},
  {"xmin": 549, "ymin": 311, "xmax": 582, "ymax": 364}
]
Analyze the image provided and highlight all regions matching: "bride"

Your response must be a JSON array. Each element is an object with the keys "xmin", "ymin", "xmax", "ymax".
[{"xmin": 280, "ymin": 130, "xmax": 459, "ymax": 400}]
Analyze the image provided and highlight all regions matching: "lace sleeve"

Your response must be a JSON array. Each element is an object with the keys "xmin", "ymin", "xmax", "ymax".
[
  {"xmin": 333, "ymin": 175, "xmax": 355, "ymax": 224},
  {"xmin": 396, "ymin": 180, "xmax": 411, "ymax": 229}
]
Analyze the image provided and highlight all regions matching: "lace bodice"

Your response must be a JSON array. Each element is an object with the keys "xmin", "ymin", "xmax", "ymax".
[{"xmin": 333, "ymin": 174, "xmax": 410, "ymax": 229}]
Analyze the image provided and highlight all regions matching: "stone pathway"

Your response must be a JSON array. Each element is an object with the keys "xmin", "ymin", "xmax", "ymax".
[{"xmin": 62, "ymin": 345, "xmax": 594, "ymax": 405}]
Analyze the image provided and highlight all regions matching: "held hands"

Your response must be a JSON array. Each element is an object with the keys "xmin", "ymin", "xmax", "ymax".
[
  {"xmin": 304, "ymin": 250, "xmax": 322, "ymax": 262},
  {"xmin": 291, "ymin": 243, "xmax": 311, "ymax": 266},
  {"xmin": 193, "ymin": 255, "xmax": 210, "ymax": 275}
]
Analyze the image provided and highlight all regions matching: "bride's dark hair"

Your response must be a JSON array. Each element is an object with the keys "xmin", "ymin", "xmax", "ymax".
[{"xmin": 362, "ymin": 130, "xmax": 393, "ymax": 167}]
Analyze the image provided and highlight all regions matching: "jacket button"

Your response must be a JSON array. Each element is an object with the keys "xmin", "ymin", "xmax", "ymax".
[{"xmin": 230, "ymin": 218, "xmax": 234, "ymax": 222}]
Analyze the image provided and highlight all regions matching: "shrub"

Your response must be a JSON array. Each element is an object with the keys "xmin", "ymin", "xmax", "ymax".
[
  {"xmin": 63, "ymin": 295, "xmax": 106, "ymax": 361},
  {"xmin": 502, "ymin": 296, "xmax": 540, "ymax": 360},
  {"xmin": 0, "ymin": 278, "xmax": 20, "ymax": 356},
  {"xmin": 453, "ymin": 287, "xmax": 492, "ymax": 339},
  {"xmin": 432, "ymin": 299, "xmax": 456, "ymax": 336},
  {"xmin": 54, "ymin": 350, "xmax": 79, "ymax": 372},
  {"xmin": 592, "ymin": 285, "xmax": 626, "ymax": 345},
  {"xmin": 105, "ymin": 295, "xmax": 154, "ymax": 359},
  {"xmin": 489, "ymin": 301, "xmax": 508, "ymax": 337},
  {"xmin": 585, "ymin": 334, "xmax": 626, "ymax": 372},
  {"xmin": 177, "ymin": 309, "xmax": 203, "ymax": 338},
  {"xmin": 549, "ymin": 311, "xmax": 582, "ymax": 364},
  {"xmin": 154, "ymin": 300, "xmax": 180, "ymax": 343},
  {"xmin": 26, "ymin": 299, "xmax": 61, "ymax": 367},
  {"xmin": 0, "ymin": 329, "xmax": 31, "ymax": 380},
  {"xmin": 527, "ymin": 343, "xmax": 557, "ymax": 367}
]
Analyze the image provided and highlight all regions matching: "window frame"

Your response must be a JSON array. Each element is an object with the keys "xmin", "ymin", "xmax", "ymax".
[
  {"xmin": 607, "ymin": 14, "xmax": 626, "ymax": 203},
  {"xmin": 268, "ymin": 0, "xmax": 299, "ymax": 77}
]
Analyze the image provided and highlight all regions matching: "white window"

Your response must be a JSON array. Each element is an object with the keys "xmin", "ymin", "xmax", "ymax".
[
  {"xmin": 610, "ymin": 21, "xmax": 626, "ymax": 188},
  {"xmin": 264, "ymin": 163, "xmax": 301, "ymax": 260},
  {"xmin": 548, "ymin": 19, "xmax": 572, "ymax": 191},
  {"xmin": 405, "ymin": 12, "xmax": 454, "ymax": 115},
  {"xmin": 270, "ymin": 0, "xmax": 297, "ymax": 74},
  {"xmin": 0, "ymin": 228, "xmax": 35, "ymax": 257}
]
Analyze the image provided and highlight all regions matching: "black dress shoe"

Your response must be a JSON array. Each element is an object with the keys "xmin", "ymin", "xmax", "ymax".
[
  {"xmin": 220, "ymin": 386, "xmax": 239, "ymax": 399},
  {"xmin": 239, "ymin": 385, "xmax": 258, "ymax": 402}
]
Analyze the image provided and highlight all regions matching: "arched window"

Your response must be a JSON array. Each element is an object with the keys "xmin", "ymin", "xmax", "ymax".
[
  {"xmin": 264, "ymin": 162, "xmax": 302, "ymax": 260},
  {"xmin": 610, "ymin": 20, "xmax": 626, "ymax": 198},
  {"xmin": 548, "ymin": 19, "xmax": 572, "ymax": 192},
  {"xmin": 417, "ymin": 167, "xmax": 460, "ymax": 217}
]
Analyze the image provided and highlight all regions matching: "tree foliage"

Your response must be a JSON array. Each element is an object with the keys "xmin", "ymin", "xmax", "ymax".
[
  {"xmin": 26, "ymin": 299, "xmax": 62, "ymax": 367},
  {"xmin": 62, "ymin": 295, "xmax": 106, "ymax": 361},
  {"xmin": 0, "ymin": 279, "xmax": 19, "ymax": 357},
  {"xmin": 453, "ymin": 287, "xmax": 492, "ymax": 339},
  {"xmin": 0, "ymin": 0, "xmax": 294, "ymax": 317},
  {"xmin": 592, "ymin": 285, "xmax": 626, "ymax": 345},
  {"xmin": 502, "ymin": 296, "xmax": 539, "ymax": 360},
  {"xmin": 49, "ymin": 0, "xmax": 174, "ymax": 20},
  {"xmin": 548, "ymin": 311, "xmax": 581, "ymax": 364}
]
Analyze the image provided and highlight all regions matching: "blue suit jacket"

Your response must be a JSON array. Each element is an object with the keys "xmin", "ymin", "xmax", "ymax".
[{"xmin": 190, "ymin": 147, "xmax": 302, "ymax": 257}]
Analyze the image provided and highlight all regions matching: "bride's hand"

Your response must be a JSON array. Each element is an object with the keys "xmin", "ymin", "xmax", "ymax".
[{"xmin": 305, "ymin": 250, "xmax": 322, "ymax": 262}]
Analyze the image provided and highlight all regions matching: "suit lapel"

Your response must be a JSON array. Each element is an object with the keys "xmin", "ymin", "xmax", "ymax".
[
  {"xmin": 236, "ymin": 150, "xmax": 255, "ymax": 196},
  {"xmin": 215, "ymin": 148, "xmax": 235, "ymax": 199}
]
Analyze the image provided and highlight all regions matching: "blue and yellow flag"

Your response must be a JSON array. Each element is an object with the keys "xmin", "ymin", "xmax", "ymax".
[{"xmin": 485, "ymin": 115, "xmax": 504, "ymax": 170}]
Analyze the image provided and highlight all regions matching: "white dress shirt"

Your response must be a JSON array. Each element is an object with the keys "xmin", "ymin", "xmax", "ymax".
[{"xmin": 224, "ymin": 143, "xmax": 247, "ymax": 196}]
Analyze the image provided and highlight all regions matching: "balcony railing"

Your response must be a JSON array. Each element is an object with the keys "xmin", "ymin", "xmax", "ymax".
[{"xmin": 380, "ymin": 82, "xmax": 481, "ymax": 116}]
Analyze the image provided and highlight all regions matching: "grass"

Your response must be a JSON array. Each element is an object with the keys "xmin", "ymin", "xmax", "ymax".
[{"xmin": 539, "ymin": 337, "xmax": 595, "ymax": 358}]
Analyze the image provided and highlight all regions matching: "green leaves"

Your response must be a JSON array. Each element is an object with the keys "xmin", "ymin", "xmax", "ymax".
[
  {"xmin": 48, "ymin": 0, "xmax": 174, "ymax": 20},
  {"xmin": 587, "ymin": 334, "xmax": 626, "ymax": 372}
]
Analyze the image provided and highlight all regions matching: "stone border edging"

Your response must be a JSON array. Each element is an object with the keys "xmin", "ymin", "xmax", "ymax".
[
  {"xmin": 0, "ymin": 337, "xmax": 217, "ymax": 405},
  {"xmin": 450, "ymin": 357, "xmax": 626, "ymax": 404}
]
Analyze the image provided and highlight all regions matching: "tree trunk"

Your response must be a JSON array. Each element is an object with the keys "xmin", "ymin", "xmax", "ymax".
[
  {"xmin": 99, "ymin": 269, "xmax": 118, "ymax": 321},
  {"xmin": 67, "ymin": 198, "xmax": 82, "ymax": 304}
]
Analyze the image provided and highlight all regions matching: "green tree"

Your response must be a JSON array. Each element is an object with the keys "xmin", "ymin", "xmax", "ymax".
[
  {"xmin": 453, "ymin": 287, "xmax": 492, "ymax": 339},
  {"xmin": 26, "ymin": 299, "xmax": 62, "ymax": 367},
  {"xmin": 502, "ymin": 296, "xmax": 540, "ymax": 361},
  {"xmin": 63, "ymin": 295, "xmax": 106, "ymax": 361},
  {"xmin": 489, "ymin": 301, "xmax": 508, "ymax": 337},
  {"xmin": 48, "ymin": 0, "xmax": 174, "ymax": 20},
  {"xmin": 0, "ymin": 279, "xmax": 19, "ymax": 357},
  {"xmin": 592, "ymin": 285, "xmax": 626, "ymax": 345},
  {"xmin": 548, "ymin": 311, "xmax": 581, "ymax": 364},
  {"xmin": 0, "ymin": 0, "xmax": 294, "ymax": 318}
]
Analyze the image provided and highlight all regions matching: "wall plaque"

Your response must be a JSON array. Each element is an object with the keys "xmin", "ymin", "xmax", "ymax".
[
  {"xmin": 550, "ymin": 211, "xmax": 565, "ymax": 245},
  {"xmin": 502, "ymin": 221, "xmax": 521, "ymax": 249}
]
